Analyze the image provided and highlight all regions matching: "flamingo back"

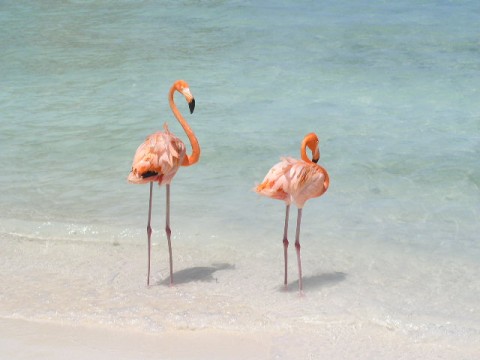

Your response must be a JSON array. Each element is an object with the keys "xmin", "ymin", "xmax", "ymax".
[{"xmin": 128, "ymin": 124, "xmax": 186, "ymax": 185}]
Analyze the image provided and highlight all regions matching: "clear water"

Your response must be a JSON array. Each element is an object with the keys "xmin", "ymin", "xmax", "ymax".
[{"xmin": 1, "ymin": 0, "xmax": 479, "ymax": 355}]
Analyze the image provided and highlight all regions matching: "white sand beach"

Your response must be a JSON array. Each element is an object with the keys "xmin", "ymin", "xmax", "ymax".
[
  {"xmin": 0, "ymin": 318, "xmax": 270, "ymax": 360},
  {"xmin": 1, "ymin": 232, "xmax": 479, "ymax": 359},
  {"xmin": 2, "ymin": 315, "xmax": 479, "ymax": 360}
]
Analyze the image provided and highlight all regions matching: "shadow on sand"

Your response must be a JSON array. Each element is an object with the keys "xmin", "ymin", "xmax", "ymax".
[
  {"xmin": 282, "ymin": 271, "xmax": 347, "ymax": 292},
  {"xmin": 159, "ymin": 263, "xmax": 235, "ymax": 286}
]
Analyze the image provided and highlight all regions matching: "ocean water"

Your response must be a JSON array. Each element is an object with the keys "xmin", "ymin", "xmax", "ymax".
[{"xmin": 1, "ymin": 0, "xmax": 479, "ymax": 356}]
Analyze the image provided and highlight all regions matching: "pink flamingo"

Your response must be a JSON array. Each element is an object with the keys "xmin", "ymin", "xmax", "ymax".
[
  {"xmin": 128, "ymin": 80, "xmax": 199, "ymax": 286},
  {"xmin": 256, "ymin": 133, "xmax": 330, "ymax": 292}
]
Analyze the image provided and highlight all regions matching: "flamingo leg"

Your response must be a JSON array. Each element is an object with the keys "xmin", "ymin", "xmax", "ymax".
[
  {"xmin": 146, "ymin": 182, "xmax": 153, "ymax": 287},
  {"xmin": 295, "ymin": 208, "xmax": 304, "ymax": 293},
  {"xmin": 283, "ymin": 204, "xmax": 290, "ymax": 288},
  {"xmin": 165, "ymin": 184, "xmax": 174, "ymax": 286}
]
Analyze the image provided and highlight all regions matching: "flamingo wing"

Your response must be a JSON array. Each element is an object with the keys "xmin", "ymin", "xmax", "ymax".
[
  {"xmin": 288, "ymin": 160, "xmax": 327, "ymax": 208},
  {"xmin": 256, "ymin": 157, "xmax": 298, "ymax": 203},
  {"xmin": 128, "ymin": 124, "xmax": 186, "ymax": 185}
]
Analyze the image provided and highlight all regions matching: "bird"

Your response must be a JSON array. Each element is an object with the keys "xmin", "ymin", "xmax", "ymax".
[
  {"xmin": 128, "ymin": 80, "xmax": 199, "ymax": 287},
  {"xmin": 256, "ymin": 133, "xmax": 329, "ymax": 293}
]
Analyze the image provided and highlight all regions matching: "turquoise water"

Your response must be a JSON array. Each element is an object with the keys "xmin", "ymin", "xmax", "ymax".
[{"xmin": 1, "ymin": 0, "xmax": 479, "ymax": 355}]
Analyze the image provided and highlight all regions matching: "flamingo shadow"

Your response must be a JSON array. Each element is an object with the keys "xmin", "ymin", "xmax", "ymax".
[
  {"xmin": 282, "ymin": 271, "xmax": 347, "ymax": 292},
  {"xmin": 159, "ymin": 263, "xmax": 235, "ymax": 286}
]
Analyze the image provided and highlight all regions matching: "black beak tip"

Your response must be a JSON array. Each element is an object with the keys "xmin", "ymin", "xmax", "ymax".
[
  {"xmin": 189, "ymin": 98, "xmax": 195, "ymax": 114},
  {"xmin": 312, "ymin": 158, "xmax": 319, "ymax": 164}
]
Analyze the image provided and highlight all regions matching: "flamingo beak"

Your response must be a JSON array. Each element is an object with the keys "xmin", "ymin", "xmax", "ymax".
[
  {"xmin": 189, "ymin": 98, "xmax": 195, "ymax": 114},
  {"xmin": 181, "ymin": 88, "xmax": 195, "ymax": 114},
  {"xmin": 312, "ymin": 147, "xmax": 320, "ymax": 163}
]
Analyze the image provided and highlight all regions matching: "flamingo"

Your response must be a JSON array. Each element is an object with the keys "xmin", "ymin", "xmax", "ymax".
[
  {"xmin": 256, "ymin": 133, "xmax": 330, "ymax": 293},
  {"xmin": 128, "ymin": 80, "xmax": 199, "ymax": 287}
]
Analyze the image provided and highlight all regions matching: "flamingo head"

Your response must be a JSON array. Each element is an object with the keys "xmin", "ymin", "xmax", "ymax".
[
  {"xmin": 174, "ymin": 80, "xmax": 195, "ymax": 114},
  {"xmin": 305, "ymin": 133, "xmax": 320, "ymax": 163}
]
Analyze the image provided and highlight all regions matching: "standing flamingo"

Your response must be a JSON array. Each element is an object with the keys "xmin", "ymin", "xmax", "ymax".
[
  {"xmin": 128, "ymin": 80, "xmax": 199, "ymax": 286},
  {"xmin": 256, "ymin": 133, "xmax": 329, "ymax": 293}
]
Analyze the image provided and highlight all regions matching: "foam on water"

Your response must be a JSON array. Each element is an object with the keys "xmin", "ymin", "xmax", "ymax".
[{"xmin": 1, "ymin": 0, "xmax": 479, "ymax": 355}]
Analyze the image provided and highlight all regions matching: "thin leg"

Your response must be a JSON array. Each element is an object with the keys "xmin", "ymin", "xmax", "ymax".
[
  {"xmin": 165, "ymin": 184, "xmax": 173, "ymax": 286},
  {"xmin": 283, "ymin": 204, "xmax": 290, "ymax": 288},
  {"xmin": 295, "ymin": 208, "xmax": 304, "ymax": 293},
  {"xmin": 146, "ymin": 182, "xmax": 153, "ymax": 287}
]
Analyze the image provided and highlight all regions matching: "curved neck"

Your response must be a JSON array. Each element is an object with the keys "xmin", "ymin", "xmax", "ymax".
[
  {"xmin": 169, "ymin": 86, "xmax": 200, "ymax": 166},
  {"xmin": 300, "ymin": 137, "xmax": 312, "ymax": 163}
]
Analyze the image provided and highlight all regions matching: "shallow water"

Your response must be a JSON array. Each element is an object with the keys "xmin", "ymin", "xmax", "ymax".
[{"xmin": 1, "ymin": 0, "xmax": 479, "ymax": 355}]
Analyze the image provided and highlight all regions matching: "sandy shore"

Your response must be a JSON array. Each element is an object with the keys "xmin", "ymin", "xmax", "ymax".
[
  {"xmin": 0, "ymin": 318, "xmax": 270, "ymax": 360},
  {"xmin": 1, "ymin": 232, "xmax": 480, "ymax": 359},
  {"xmin": 3, "ymin": 316, "xmax": 480, "ymax": 360}
]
